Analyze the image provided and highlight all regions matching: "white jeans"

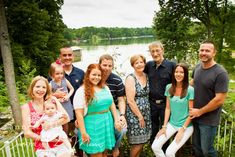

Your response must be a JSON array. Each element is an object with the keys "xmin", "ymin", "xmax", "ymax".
[{"xmin": 151, "ymin": 123, "xmax": 193, "ymax": 157}]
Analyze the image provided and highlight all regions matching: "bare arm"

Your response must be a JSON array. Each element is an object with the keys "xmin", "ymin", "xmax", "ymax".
[
  {"xmin": 117, "ymin": 96, "xmax": 126, "ymax": 115},
  {"xmin": 110, "ymin": 102, "xmax": 119, "ymax": 128},
  {"xmin": 65, "ymin": 79, "xmax": 74, "ymax": 99},
  {"xmin": 21, "ymin": 104, "xmax": 41, "ymax": 141},
  {"xmin": 157, "ymin": 97, "xmax": 170, "ymax": 138},
  {"xmin": 163, "ymin": 97, "xmax": 171, "ymax": 127},
  {"xmin": 32, "ymin": 116, "xmax": 44, "ymax": 128},
  {"xmin": 182, "ymin": 100, "xmax": 193, "ymax": 127},
  {"xmin": 117, "ymin": 96, "xmax": 127, "ymax": 127},
  {"xmin": 190, "ymin": 93, "xmax": 227, "ymax": 118},
  {"xmin": 75, "ymin": 108, "xmax": 90, "ymax": 143},
  {"xmin": 175, "ymin": 99, "xmax": 194, "ymax": 143}
]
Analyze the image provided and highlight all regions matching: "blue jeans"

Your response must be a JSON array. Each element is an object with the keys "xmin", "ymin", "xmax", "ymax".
[
  {"xmin": 192, "ymin": 123, "xmax": 217, "ymax": 157},
  {"xmin": 114, "ymin": 127, "xmax": 127, "ymax": 149}
]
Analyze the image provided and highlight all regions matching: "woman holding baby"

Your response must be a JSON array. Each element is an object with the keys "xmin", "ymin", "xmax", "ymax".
[{"xmin": 21, "ymin": 76, "xmax": 72, "ymax": 157}]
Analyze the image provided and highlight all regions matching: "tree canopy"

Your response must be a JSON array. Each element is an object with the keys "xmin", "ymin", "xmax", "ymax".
[
  {"xmin": 153, "ymin": 0, "xmax": 235, "ymax": 70},
  {"xmin": 3, "ymin": 0, "xmax": 66, "ymax": 76}
]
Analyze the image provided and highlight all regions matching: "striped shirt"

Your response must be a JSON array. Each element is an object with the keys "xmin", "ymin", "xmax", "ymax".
[{"xmin": 106, "ymin": 73, "xmax": 125, "ymax": 107}]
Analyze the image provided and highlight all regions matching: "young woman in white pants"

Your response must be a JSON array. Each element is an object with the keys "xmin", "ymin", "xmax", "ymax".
[{"xmin": 151, "ymin": 63, "xmax": 194, "ymax": 157}]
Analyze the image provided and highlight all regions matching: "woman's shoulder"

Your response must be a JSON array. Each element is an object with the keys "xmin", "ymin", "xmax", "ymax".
[
  {"xmin": 76, "ymin": 85, "xmax": 85, "ymax": 93},
  {"xmin": 78, "ymin": 85, "xmax": 85, "ymax": 90},
  {"xmin": 188, "ymin": 85, "xmax": 194, "ymax": 91},
  {"xmin": 166, "ymin": 83, "xmax": 172, "ymax": 89},
  {"xmin": 21, "ymin": 101, "xmax": 31, "ymax": 110},
  {"xmin": 125, "ymin": 73, "xmax": 135, "ymax": 80}
]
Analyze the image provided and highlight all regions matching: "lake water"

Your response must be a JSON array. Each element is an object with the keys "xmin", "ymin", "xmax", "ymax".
[{"xmin": 73, "ymin": 38, "xmax": 155, "ymax": 79}]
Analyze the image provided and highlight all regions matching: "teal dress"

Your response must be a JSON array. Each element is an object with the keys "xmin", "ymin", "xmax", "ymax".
[{"xmin": 78, "ymin": 88, "xmax": 116, "ymax": 154}]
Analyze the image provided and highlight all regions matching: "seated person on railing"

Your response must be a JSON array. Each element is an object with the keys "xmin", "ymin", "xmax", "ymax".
[
  {"xmin": 73, "ymin": 64, "xmax": 121, "ymax": 157},
  {"xmin": 21, "ymin": 76, "xmax": 72, "ymax": 157},
  {"xmin": 152, "ymin": 63, "xmax": 194, "ymax": 156}
]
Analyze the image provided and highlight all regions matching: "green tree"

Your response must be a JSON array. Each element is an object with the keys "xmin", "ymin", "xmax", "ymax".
[
  {"xmin": 0, "ymin": 0, "xmax": 21, "ymax": 128},
  {"xmin": 5, "ymin": 0, "xmax": 65, "ymax": 76},
  {"xmin": 154, "ymin": 0, "xmax": 235, "ymax": 64}
]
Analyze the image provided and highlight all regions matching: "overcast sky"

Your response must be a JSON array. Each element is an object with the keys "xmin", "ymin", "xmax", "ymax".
[{"xmin": 60, "ymin": 0, "xmax": 159, "ymax": 28}]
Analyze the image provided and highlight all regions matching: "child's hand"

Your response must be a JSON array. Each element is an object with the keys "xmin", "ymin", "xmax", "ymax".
[
  {"xmin": 54, "ymin": 89, "xmax": 66, "ymax": 99},
  {"xmin": 59, "ymin": 98, "xmax": 65, "ymax": 103},
  {"xmin": 42, "ymin": 121, "xmax": 51, "ymax": 131},
  {"xmin": 30, "ymin": 125, "xmax": 36, "ymax": 129},
  {"xmin": 62, "ymin": 95, "xmax": 69, "ymax": 102}
]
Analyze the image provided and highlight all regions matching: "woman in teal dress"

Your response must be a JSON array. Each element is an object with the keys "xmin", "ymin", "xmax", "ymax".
[{"xmin": 74, "ymin": 63, "xmax": 119, "ymax": 157}]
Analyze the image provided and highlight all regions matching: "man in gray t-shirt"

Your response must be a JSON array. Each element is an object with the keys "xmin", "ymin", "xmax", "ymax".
[{"xmin": 190, "ymin": 40, "xmax": 229, "ymax": 157}]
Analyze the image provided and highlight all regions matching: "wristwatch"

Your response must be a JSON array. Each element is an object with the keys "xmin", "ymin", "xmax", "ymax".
[{"xmin": 120, "ymin": 113, "xmax": 125, "ymax": 117}]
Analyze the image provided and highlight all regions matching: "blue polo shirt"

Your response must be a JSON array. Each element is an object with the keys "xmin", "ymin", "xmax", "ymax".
[
  {"xmin": 106, "ymin": 73, "xmax": 125, "ymax": 107},
  {"xmin": 144, "ymin": 59, "xmax": 176, "ymax": 104},
  {"xmin": 65, "ymin": 65, "xmax": 84, "ymax": 103}
]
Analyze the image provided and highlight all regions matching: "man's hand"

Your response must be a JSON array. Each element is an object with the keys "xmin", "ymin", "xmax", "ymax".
[
  {"xmin": 189, "ymin": 108, "xmax": 202, "ymax": 119},
  {"xmin": 53, "ymin": 88, "xmax": 66, "ymax": 99},
  {"xmin": 119, "ymin": 115, "xmax": 127, "ymax": 128}
]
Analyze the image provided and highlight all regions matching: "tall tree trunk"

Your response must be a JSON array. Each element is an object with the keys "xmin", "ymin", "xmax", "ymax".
[{"xmin": 0, "ymin": 0, "xmax": 22, "ymax": 129}]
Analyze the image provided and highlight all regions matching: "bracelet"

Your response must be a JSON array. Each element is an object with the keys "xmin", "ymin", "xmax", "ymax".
[
  {"xmin": 182, "ymin": 125, "xmax": 187, "ymax": 130},
  {"xmin": 162, "ymin": 125, "xmax": 167, "ymax": 128}
]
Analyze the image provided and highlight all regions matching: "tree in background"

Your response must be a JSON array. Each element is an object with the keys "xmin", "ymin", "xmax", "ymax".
[
  {"xmin": 0, "ymin": 0, "xmax": 21, "ymax": 128},
  {"xmin": 0, "ymin": 0, "xmax": 66, "ymax": 126},
  {"xmin": 153, "ymin": 0, "xmax": 235, "ymax": 69},
  {"xmin": 4, "ymin": 0, "xmax": 66, "ymax": 76}
]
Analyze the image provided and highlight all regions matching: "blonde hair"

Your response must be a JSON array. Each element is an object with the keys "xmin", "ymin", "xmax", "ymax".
[
  {"xmin": 27, "ymin": 76, "xmax": 52, "ymax": 100},
  {"xmin": 48, "ymin": 62, "xmax": 64, "ymax": 78},
  {"xmin": 130, "ymin": 54, "xmax": 146, "ymax": 67}
]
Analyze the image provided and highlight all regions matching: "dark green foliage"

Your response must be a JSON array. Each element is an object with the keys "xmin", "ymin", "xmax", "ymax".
[
  {"xmin": 16, "ymin": 60, "xmax": 36, "ymax": 97},
  {"xmin": 63, "ymin": 27, "xmax": 155, "ymax": 46},
  {"xmin": 4, "ymin": 0, "xmax": 66, "ymax": 76},
  {"xmin": 153, "ymin": 0, "xmax": 235, "ymax": 73},
  {"xmin": 153, "ymin": 6, "xmax": 198, "ymax": 61},
  {"xmin": 0, "ymin": 66, "xmax": 9, "ymax": 109}
]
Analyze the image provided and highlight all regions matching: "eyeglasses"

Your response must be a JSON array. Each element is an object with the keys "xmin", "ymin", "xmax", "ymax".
[
  {"xmin": 62, "ymin": 54, "xmax": 72, "ymax": 57},
  {"xmin": 150, "ymin": 49, "xmax": 162, "ymax": 53}
]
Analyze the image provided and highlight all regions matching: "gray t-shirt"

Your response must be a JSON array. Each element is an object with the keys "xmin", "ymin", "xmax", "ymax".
[{"xmin": 193, "ymin": 63, "xmax": 229, "ymax": 126}]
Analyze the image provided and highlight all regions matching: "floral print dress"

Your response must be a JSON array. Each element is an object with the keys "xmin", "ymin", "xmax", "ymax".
[{"xmin": 126, "ymin": 73, "xmax": 152, "ymax": 144}]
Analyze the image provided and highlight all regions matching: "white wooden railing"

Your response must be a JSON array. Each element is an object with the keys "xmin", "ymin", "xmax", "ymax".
[
  {"xmin": 0, "ymin": 132, "xmax": 35, "ymax": 157},
  {"xmin": 0, "ymin": 110, "xmax": 234, "ymax": 157}
]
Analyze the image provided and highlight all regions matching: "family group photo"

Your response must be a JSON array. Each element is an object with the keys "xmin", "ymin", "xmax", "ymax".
[{"xmin": 0, "ymin": 0, "xmax": 234, "ymax": 157}]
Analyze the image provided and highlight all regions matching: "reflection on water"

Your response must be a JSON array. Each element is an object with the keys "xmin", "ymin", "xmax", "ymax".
[
  {"xmin": 73, "ymin": 38, "xmax": 155, "ymax": 79},
  {"xmin": 79, "ymin": 36, "xmax": 155, "ymax": 46}
]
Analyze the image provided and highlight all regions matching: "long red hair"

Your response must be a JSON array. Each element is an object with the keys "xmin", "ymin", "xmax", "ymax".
[{"xmin": 83, "ymin": 64, "xmax": 106, "ymax": 105}]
